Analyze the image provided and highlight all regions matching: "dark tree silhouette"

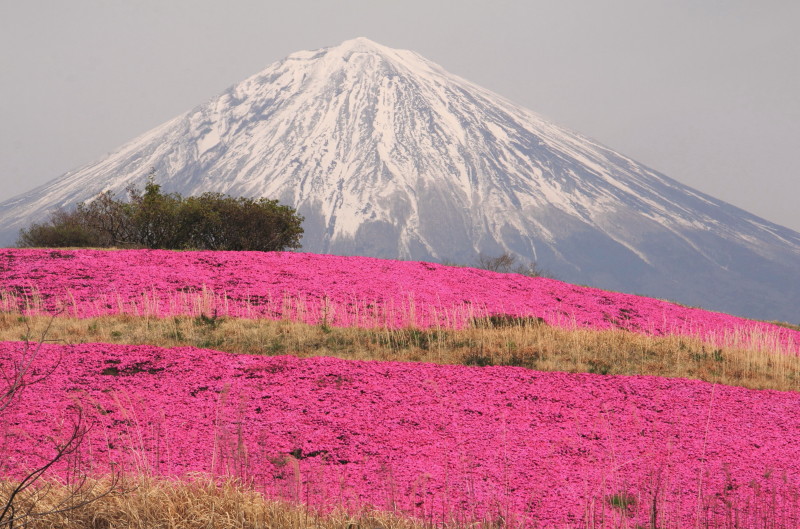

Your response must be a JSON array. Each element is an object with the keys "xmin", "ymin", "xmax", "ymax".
[{"xmin": 17, "ymin": 172, "xmax": 304, "ymax": 252}]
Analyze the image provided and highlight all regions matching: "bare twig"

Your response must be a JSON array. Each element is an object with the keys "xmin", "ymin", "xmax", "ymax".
[{"xmin": 0, "ymin": 315, "xmax": 121, "ymax": 528}]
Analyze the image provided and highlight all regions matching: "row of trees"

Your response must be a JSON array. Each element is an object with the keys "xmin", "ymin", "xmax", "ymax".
[{"xmin": 17, "ymin": 176, "xmax": 304, "ymax": 251}]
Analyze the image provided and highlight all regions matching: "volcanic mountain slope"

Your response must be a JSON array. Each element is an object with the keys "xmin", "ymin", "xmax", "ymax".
[{"xmin": 1, "ymin": 37, "xmax": 798, "ymax": 321}]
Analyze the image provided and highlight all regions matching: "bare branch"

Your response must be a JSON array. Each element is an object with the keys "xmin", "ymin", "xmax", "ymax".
[{"xmin": 0, "ymin": 315, "xmax": 121, "ymax": 528}]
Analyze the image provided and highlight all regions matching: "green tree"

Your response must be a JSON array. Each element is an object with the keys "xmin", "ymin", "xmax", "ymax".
[
  {"xmin": 127, "ymin": 177, "xmax": 184, "ymax": 249},
  {"xmin": 180, "ymin": 193, "xmax": 304, "ymax": 251},
  {"xmin": 16, "ymin": 172, "xmax": 304, "ymax": 252}
]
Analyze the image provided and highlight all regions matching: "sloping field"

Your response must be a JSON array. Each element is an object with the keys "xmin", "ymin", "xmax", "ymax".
[
  {"xmin": 2, "ymin": 248, "xmax": 800, "ymax": 528},
  {"xmin": 3, "ymin": 341, "xmax": 800, "ymax": 528},
  {"xmin": 1, "ymin": 249, "xmax": 798, "ymax": 351}
]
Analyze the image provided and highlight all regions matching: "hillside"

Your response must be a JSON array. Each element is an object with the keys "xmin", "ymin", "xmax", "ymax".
[
  {"xmin": 2, "ymin": 248, "xmax": 800, "ymax": 528},
  {"xmin": 1, "ymin": 249, "xmax": 798, "ymax": 349}
]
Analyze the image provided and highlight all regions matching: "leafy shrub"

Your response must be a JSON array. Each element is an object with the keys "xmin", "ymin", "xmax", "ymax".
[
  {"xmin": 178, "ymin": 192, "xmax": 303, "ymax": 251},
  {"xmin": 17, "ymin": 209, "xmax": 102, "ymax": 248},
  {"xmin": 17, "ymin": 172, "xmax": 304, "ymax": 252}
]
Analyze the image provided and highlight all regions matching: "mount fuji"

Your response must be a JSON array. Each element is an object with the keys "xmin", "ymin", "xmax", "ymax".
[{"xmin": 1, "ymin": 37, "xmax": 798, "ymax": 322}]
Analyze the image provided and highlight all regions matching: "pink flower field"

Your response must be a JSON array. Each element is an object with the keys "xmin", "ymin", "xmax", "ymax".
[
  {"xmin": 1, "ymin": 249, "xmax": 798, "ymax": 352},
  {"xmin": 2, "ymin": 249, "xmax": 800, "ymax": 527},
  {"xmin": 2, "ymin": 341, "xmax": 799, "ymax": 528}
]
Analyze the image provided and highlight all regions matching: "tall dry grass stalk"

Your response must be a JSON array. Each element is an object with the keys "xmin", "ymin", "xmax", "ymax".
[
  {"xmin": 1, "ymin": 311, "xmax": 798, "ymax": 392},
  {"xmin": 4, "ymin": 470, "xmax": 799, "ymax": 529},
  {"xmin": 0, "ymin": 474, "xmax": 442, "ymax": 529},
  {"xmin": 6, "ymin": 287, "xmax": 796, "ymax": 352},
  {"xmin": 0, "ymin": 287, "xmax": 491, "ymax": 330}
]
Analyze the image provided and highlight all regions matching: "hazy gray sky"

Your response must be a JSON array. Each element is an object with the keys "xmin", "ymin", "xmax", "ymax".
[{"xmin": 1, "ymin": 0, "xmax": 798, "ymax": 231}]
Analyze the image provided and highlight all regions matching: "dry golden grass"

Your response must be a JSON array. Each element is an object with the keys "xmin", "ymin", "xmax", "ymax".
[
  {"xmin": 5, "ymin": 472, "xmax": 799, "ymax": 529},
  {"xmin": 2, "ymin": 311, "xmax": 798, "ymax": 392},
  {"xmin": 1, "ymin": 475, "xmax": 449, "ymax": 529}
]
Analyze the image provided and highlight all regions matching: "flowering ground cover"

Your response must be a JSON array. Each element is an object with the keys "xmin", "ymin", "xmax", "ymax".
[
  {"xmin": 1, "ymin": 249, "xmax": 798, "ymax": 353},
  {"xmin": 3, "ymin": 340, "xmax": 799, "ymax": 528}
]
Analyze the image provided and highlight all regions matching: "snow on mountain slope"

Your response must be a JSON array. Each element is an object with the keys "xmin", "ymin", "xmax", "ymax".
[{"xmin": 1, "ymin": 37, "xmax": 798, "ymax": 321}]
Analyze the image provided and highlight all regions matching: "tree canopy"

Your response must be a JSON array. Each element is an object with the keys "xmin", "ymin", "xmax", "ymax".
[{"xmin": 17, "ymin": 176, "xmax": 304, "ymax": 252}]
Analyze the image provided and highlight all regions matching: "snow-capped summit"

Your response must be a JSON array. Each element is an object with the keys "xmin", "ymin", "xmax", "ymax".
[{"xmin": 1, "ymin": 38, "xmax": 798, "ymax": 321}]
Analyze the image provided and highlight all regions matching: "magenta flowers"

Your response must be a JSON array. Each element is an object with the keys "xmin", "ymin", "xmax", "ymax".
[
  {"xmin": 2, "ymin": 341, "xmax": 799, "ymax": 527},
  {"xmin": 1, "ymin": 249, "xmax": 798, "ymax": 352},
  {"xmin": 3, "ymin": 249, "xmax": 800, "ymax": 526}
]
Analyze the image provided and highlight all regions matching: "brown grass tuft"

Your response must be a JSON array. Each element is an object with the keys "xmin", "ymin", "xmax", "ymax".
[{"xmin": 1, "ymin": 475, "xmax": 466, "ymax": 529}]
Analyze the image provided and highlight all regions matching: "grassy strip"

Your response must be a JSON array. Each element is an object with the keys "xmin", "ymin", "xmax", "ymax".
[
  {"xmin": 4, "ymin": 473, "xmax": 799, "ymax": 529},
  {"xmin": 0, "ymin": 475, "xmax": 443, "ymax": 529},
  {"xmin": 2, "ymin": 312, "xmax": 798, "ymax": 392}
]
